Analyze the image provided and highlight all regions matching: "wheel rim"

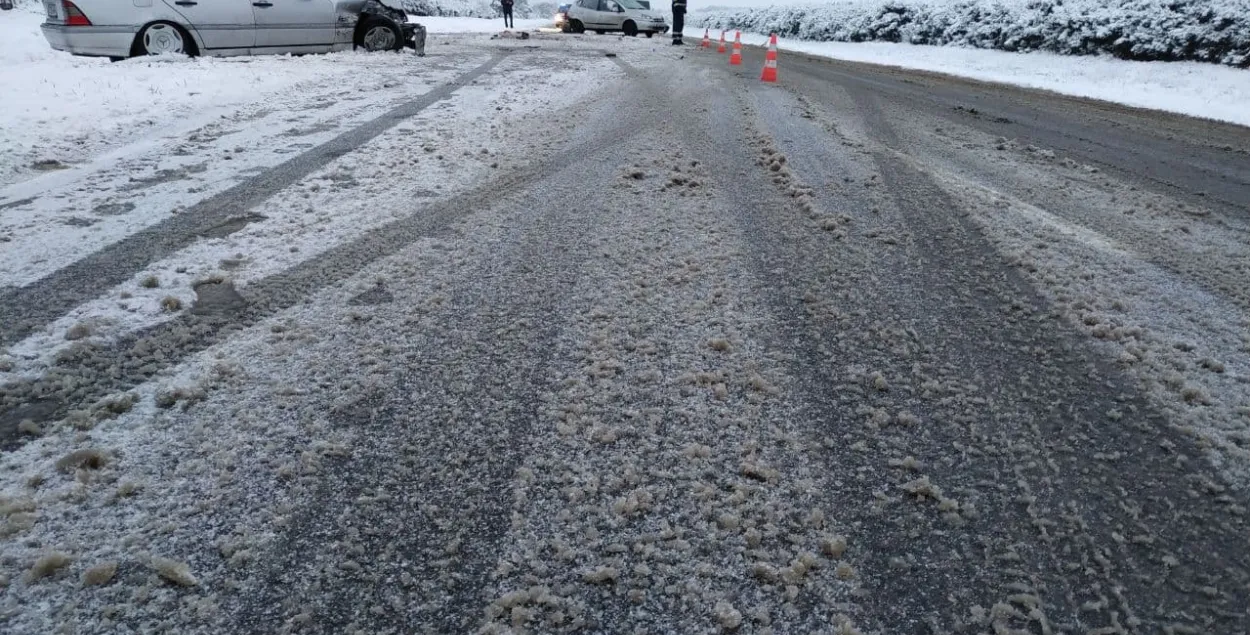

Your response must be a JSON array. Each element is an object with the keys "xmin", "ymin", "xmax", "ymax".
[
  {"xmin": 363, "ymin": 25, "xmax": 396, "ymax": 51},
  {"xmin": 143, "ymin": 24, "xmax": 185, "ymax": 55}
]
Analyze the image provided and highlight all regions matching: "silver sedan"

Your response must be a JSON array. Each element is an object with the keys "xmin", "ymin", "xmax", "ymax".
[{"xmin": 40, "ymin": 0, "xmax": 425, "ymax": 60}]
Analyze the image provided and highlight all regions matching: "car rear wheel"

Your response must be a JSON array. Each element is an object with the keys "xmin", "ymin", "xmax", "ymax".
[
  {"xmin": 569, "ymin": 19, "xmax": 585, "ymax": 33},
  {"xmin": 136, "ymin": 22, "xmax": 195, "ymax": 57},
  {"xmin": 357, "ymin": 18, "xmax": 401, "ymax": 52},
  {"xmin": 645, "ymin": 31, "xmax": 654, "ymax": 38},
  {"xmin": 622, "ymin": 20, "xmax": 637, "ymax": 36}
]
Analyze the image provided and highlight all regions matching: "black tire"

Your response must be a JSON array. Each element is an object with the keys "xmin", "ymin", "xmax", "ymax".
[
  {"xmin": 645, "ymin": 31, "xmax": 653, "ymax": 38},
  {"xmin": 594, "ymin": 29, "xmax": 605, "ymax": 35},
  {"xmin": 622, "ymin": 20, "xmax": 637, "ymax": 36},
  {"xmin": 355, "ymin": 18, "xmax": 402, "ymax": 52},
  {"xmin": 569, "ymin": 19, "xmax": 585, "ymax": 33},
  {"xmin": 133, "ymin": 21, "xmax": 197, "ymax": 57}
]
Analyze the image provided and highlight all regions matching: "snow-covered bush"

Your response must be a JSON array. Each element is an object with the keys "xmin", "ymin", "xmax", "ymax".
[{"xmin": 692, "ymin": 0, "xmax": 1250, "ymax": 67}]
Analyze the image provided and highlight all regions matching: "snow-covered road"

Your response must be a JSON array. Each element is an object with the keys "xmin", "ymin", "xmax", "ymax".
[
  {"xmin": 681, "ymin": 27, "xmax": 1250, "ymax": 127},
  {"xmin": 2, "ymin": 22, "xmax": 1250, "ymax": 635}
]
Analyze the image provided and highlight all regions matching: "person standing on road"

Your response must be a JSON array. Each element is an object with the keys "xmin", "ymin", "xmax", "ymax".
[
  {"xmin": 671, "ymin": 0, "xmax": 685, "ymax": 45},
  {"xmin": 501, "ymin": 0, "xmax": 515, "ymax": 29}
]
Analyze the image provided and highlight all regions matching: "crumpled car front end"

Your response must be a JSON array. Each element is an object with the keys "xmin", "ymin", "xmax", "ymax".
[{"xmin": 336, "ymin": 0, "xmax": 427, "ymax": 56}]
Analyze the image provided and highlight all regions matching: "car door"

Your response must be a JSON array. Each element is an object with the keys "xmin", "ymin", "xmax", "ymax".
[
  {"xmin": 573, "ymin": 0, "xmax": 601, "ymax": 28},
  {"xmin": 252, "ymin": 0, "xmax": 336, "ymax": 51},
  {"xmin": 600, "ymin": 0, "xmax": 625, "ymax": 29},
  {"xmin": 162, "ymin": 0, "xmax": 255, "ymax": 51}
]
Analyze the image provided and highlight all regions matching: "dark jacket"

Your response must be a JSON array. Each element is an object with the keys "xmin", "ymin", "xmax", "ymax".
[
  {"xmin": 672, "ymin": 0, "xmax": 685, "ymax": 11},
  {"xmin": 501, "ymin": 0, "xmax": 514, "ymax": 8}
]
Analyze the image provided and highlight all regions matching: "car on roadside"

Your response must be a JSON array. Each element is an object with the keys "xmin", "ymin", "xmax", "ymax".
[
  {"xmin": 562, "ymin": 0, "xmax": 667, "ymax": 37},
  {"xmin": 39, "ymin": 0, "xmax": 426, "ymax": 60},
  {"xmin": 553, "ymin": 3, "xmax": 572, "ymax": 31}
]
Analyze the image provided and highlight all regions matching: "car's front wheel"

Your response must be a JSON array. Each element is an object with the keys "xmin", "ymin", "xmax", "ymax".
[
  {"xmin": 622, "ymin": 20, "xmax": 637, "ymax": 36},
  {"xmin": 136, "ymin": 22, "xmax": 195, "ymax": 57},
  {"xmin": 356, "ymin": 18, "xmax": 401, "ymax": 52}
]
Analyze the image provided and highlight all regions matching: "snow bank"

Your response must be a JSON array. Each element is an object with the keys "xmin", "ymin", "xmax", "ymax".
[{"xmin": 693, "ymin": 0, "xmax": 1250, "ymax": 68}]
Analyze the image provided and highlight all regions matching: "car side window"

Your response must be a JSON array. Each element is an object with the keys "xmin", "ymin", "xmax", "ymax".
[
  {"xmin": 603, "ymin": 0, "xmax": 621, "ymax": 10},
  {"xmin": 577, "ymin": 0, "xmax": 595, "ymax": 8}
]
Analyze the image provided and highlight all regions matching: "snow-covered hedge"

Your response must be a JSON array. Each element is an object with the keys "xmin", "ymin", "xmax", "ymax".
[{"xmin": 692, "ymin": 0, "xmax": 1250, "ymax": 67}]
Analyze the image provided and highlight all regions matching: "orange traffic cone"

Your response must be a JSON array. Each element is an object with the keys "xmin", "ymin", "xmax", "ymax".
[
  {"xmin": 717, "ymin": 31, "xmax": 726, "ymax": 54},
  {"xmin": 729, "ymin": 31, "xmax": 742, "ymax": 65},
  {"xmin": 760, "ymin": 32, "xmax": 778, "ymax": 82},
  {"xmin": 701, "ymin": 28, "xmax": 710, "ymax": 48}
]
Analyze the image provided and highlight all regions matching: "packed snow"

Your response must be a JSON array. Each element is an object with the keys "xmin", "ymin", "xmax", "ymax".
[
  {"xmin": 0, "ymin": 49, "xmax": 618, "ymax": 384},
  {"xmin": 0, "ymin": 8, "xmax": 553, "ymax": 189}
]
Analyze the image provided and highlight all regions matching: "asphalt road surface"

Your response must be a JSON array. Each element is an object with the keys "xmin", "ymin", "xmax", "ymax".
[{"xmin": 2, "ymin": 35, "xmax": 1249, "ymax": 635}]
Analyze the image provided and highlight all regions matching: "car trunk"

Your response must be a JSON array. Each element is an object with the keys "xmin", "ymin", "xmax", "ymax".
[{"xmin": 42, "ymin": 0, "xmax": 61, "ymax": 23}]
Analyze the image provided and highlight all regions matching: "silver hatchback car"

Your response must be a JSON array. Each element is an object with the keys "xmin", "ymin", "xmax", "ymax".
[
  {"xmin": 564, "ymin": 0, "xmax": 668, "ymax": 38},
  {"xmin": 40, "ymin": 0, "xmax": 426, "ymax": 59}
]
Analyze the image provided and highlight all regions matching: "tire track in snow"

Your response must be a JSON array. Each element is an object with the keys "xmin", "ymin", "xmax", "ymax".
[
  {"xmin": 875, "ymin": 119, "xmax": 1250, "ymax": 487},
  {"xmin": 0, "ymin": 75, "xmax": 653, "ymax": 452},
  {"xmin": 831, "ymin": 83, "xmax": 1250, "ymax": 634},
  {"xmin": 222, "ymin": 90, "xmax": 665, "ymax": 634},
  {"xmin": 730, "ymin": 65, "xmax": 1250, "ymax": 633},
  {"xmin": 888, "ymin": 114, "xmax": 1250, "ymax": 315},
  {"xmin": 0, "ymin": 52, "xmax": 478, "ymax": 288},
  {"xmin": 0, "ymin": 52, "xmax": 511, "ymax": 349},
  {"xmin": 770, "ymin": 50, "xmax": 1250, "ymax": 218},
  {"xmin": 462, "ymin": 58, "xmax": 877, "ymax": 635},
  {"xmin": 477, "ymin": 130, "xmax": 865, "ymax": 633},
  {"xmin": 680, "ymin": 78, "xmax": 999, "ymax": 635},
  {"xmin": 0, "ymin": 55, "xmax": 662, "ymax": 634}
]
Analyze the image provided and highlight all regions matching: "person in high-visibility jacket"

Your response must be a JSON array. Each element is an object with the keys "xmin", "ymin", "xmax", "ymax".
[{"xmin": 671, "ymin": 0, "xmax": 685, "ymax": 45}]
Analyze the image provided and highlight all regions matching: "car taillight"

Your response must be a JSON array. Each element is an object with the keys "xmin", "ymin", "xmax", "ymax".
[{"xmin": 62, "ymin": 0, "xmax": 91, "ymax": 26}]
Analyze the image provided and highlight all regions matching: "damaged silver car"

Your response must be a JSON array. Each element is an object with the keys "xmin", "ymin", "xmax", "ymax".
[
  {"xmin": 40, "ymin": 0, "xmax": 426, "ymax": 60},
  {"xmin": 342, "ymin": 0, "xmax": 427, "ymax": 54}
]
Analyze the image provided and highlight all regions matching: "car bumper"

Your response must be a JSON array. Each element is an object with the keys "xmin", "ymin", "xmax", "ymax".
[
  {"xmin": 402, "ymin": 22, "xmax": 426, "ymax": 55},
  {"xmin": 651, "ymin": 25, "xmax": 669, "ymax": 33},
  {"xmin": 41, "ymin": 23, "xmax": 136, "ymax": 57}
]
